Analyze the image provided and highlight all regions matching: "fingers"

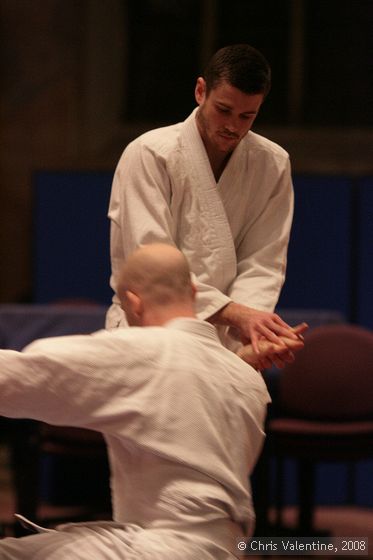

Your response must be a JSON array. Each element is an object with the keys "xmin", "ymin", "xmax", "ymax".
[
  {"xmin": 255, "ymin": 324, "xmax": 289, "ymax": 348},
  {"xmin": 257, "ymin": 321, "xmax": 309, "ymax": 350},
  {"xmin": 256, "ymin": 316, "xmax": 303, "ymax": 344},
  {"xmin": 257, "ymin": 356, "xmax": 273, "ymax": 370},
  {"xmin": 251, "ymin": 324, "xmax": 290, "ymax": 353},
  {"xmin": 237, "ymin": 341, "xmax": 276, "ymax": 368},
  {"xmin": 271, "ymin": 355, "xmax": 286, "ymax": 369},
  {"xmin": 238, "ymin": 330, "xmax": 304, "ymax": 370},
  {"xmin": 274, "ymin": 337, "xmax": 304, "ymax": 351},
  {"xmin": 256, "ymin": 348, "xmax": 295, "ymax": 371},
  {"xmin": 272, "ymin": 351, "xmax": 295, "ymax": 369},
  {"xmin": 250, "ymin": 330, "xmax": 260, "ymax": 355},
  {"xmin": 292, "ymin": 322, "xmax": 309, "ymax": 339},
  {"xmin": 271, "ymin": 315, "xmax": 302, "ymax": 339},
  {"xmin": 236, "ymin": 309, "xmax": 309, "ymax": 368},
  {"xmin": 237, "ymin": 345, "xmax": 256, "ymax": 362}
]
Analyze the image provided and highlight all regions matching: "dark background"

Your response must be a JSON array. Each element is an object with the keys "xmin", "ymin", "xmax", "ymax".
[{"xmin": 0, "ymin": 0, "xmax": 372, "ymax": 324}]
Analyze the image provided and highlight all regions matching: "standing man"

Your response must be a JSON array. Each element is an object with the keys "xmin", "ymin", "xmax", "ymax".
[
  {"xmin": 107, "ymin": 44, "xmax": 297, "ymax": 356},
  {"xmin": 0, "ymin": 244, "xmax": 277, "ymax": 559}
]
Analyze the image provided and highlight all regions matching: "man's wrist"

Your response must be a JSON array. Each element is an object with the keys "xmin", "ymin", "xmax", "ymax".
[{"xmin": 209, "ymin": 301, "xmax": 247, "ymax": 328}]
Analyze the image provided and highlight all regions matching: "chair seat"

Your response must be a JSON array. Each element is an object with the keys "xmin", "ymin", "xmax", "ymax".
[
  {"xmin": 40, "ymin": 425, "xmax": 106, "ymax": 456},
  {"xmin": 269, "ymin": 417, "xmax": 373, "ymax": 461},
  {"xmin": 270, "ymin": 417, "xmax": 373, "ymax": 435}
]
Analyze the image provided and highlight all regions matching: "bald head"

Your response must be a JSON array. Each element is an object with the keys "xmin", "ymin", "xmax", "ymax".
[{"xmin": 117, "ymin": 244, "xmax": 196, "ymax": 326}]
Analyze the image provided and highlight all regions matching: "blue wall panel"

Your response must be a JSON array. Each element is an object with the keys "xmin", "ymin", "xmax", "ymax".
[
  {"xmin": 358, "ymin": 178, "xmax": 373, "ymax": 329},
  {"xmin": 33, "ymin": 171, "xmax": 113, "ymax": 305},
  {"xmin": 33, "ymin": 172, "xmax": 371, "ymax": 325},
  {"xmin": 278, "ymin": 176, "xmax": 352, "ymax": 319}
]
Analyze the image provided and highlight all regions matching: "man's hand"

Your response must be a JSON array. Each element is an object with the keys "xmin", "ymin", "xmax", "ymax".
[
  {"xmin": 237, "ymin": 323, "xmax": 308, "ymax": 370},
  {"xmin": 210, "ymin": 302, "xmax": 301, "ymax": 353}
]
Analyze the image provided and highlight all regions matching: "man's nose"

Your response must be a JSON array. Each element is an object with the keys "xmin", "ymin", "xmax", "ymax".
[{"xmin": 224, "ymin": 115, "xmax": 239, "ymax": 133}]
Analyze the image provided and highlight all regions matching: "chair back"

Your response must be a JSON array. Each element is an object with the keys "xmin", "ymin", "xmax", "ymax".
[{"xmin": 278, "ymin": 324, "xmax": 373, "ymax": 420}]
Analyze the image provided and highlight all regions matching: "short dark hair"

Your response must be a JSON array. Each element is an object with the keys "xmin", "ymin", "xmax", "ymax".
[{"xmin": 203, "ymin": 44, "xmax": 271, "ymax": 97}]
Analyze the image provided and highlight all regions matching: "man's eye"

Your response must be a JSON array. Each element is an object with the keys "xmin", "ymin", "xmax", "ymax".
[{"xmin": 217, "ymin": 106, "xmax": 229, "ymax": 113}]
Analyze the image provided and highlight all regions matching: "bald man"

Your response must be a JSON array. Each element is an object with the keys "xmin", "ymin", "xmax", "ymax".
[{"xmin": 0, "ymin": 245, "xmax": 301, "ymax": 559}]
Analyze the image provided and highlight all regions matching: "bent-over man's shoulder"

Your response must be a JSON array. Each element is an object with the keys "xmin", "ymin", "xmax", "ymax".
[
  {"xmin": 246, "ymin": 130, "xmax": 290, "ymax": 162},
  {"xmin": 126, "ymin": 120, "xmax": 184, "ymax": 159}
]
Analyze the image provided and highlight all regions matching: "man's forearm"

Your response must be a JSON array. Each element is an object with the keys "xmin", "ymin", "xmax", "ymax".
[{"xmin": 208, "ymin": 301, "xmax": 247, "ymax": 328}]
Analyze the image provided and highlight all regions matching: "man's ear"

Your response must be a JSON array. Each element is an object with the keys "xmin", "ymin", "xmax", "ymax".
[
  {"xmin": 190, "ymin": 283, "xmax": 197, "ymax": 301},
  {"xmin": 195, "ymin": 77, "xmax": 206, "ymax": 105},
  {"xmin": 126, "ymin": 290, "xmax": 143, "ymax": 319}
]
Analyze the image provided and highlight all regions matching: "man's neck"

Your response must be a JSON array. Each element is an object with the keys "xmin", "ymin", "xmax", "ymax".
[
  {"xmin": 208, "ymin": 150, "xmax": 232, "ymax": 182},
  {"xmin": 142, "ymin": 306, "xmax": 196, "ymax": 327}
]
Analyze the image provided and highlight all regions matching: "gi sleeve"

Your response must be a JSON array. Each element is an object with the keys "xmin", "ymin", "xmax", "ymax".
[
  {"xmin": 228, "ymin": 157, "xmax": 294, "ymax": 312},
  {"xmin": 0, "ymin": 331, "xmax": 152, "ymax": 433}
]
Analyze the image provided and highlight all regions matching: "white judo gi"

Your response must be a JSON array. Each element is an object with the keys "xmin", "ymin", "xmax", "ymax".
[
  {"xmin": 0, "ymin": 318, "xmax": 270, "ymax": 559},
  {"xmin": 107, "ymin": 108, "xmax": 294, "ymax": 338}
]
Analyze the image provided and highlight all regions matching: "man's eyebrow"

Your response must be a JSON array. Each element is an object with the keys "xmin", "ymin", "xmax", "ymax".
[
  {"xmin": 215, "ymin": 101, "xmax": 257, "ymax": 115},
  {"xmin": 215, "ymin": 101, "xmax": 232, "ymax": 109}
]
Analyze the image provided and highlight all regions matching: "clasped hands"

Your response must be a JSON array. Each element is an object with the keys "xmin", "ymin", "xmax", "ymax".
[
  {"xmin": 211, "ymin": 303, "xmax": 308, "ymax": 370},
  {"xmin": 237, "ymin": 322, "xmax": 308, "ymax": 370}
]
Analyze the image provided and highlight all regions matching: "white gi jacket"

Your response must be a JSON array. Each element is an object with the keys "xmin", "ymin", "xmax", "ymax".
[
  {"xmin": 0, "ymin": 318, "xmax": 270, "ymax": 559},
  {"xmin": 107, "ymin": 109, "xmax": 294, "ymax": 333}
]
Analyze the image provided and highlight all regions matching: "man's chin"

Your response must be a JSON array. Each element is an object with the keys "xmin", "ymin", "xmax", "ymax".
[
  {"xmin": 217, "ymin": 141, "xmax": 238, "ymax": 154},
  {"xmin": 216, "ymin": 135, "xmax": 239, "ymax": 152}
]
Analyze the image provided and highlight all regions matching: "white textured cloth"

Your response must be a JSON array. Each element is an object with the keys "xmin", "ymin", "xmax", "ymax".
[
  {"xmin": 0, "ymin": 318, "xmax": 270, "ymax": 559},
  {"xmin": 106, "ymin": 108, "xmax": 293, "ymax": 333}
]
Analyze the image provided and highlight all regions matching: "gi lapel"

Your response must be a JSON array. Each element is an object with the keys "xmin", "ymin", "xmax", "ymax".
[{"xmin": 179, "ymin": 109, "xmax": 237, "ymax": 291}]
